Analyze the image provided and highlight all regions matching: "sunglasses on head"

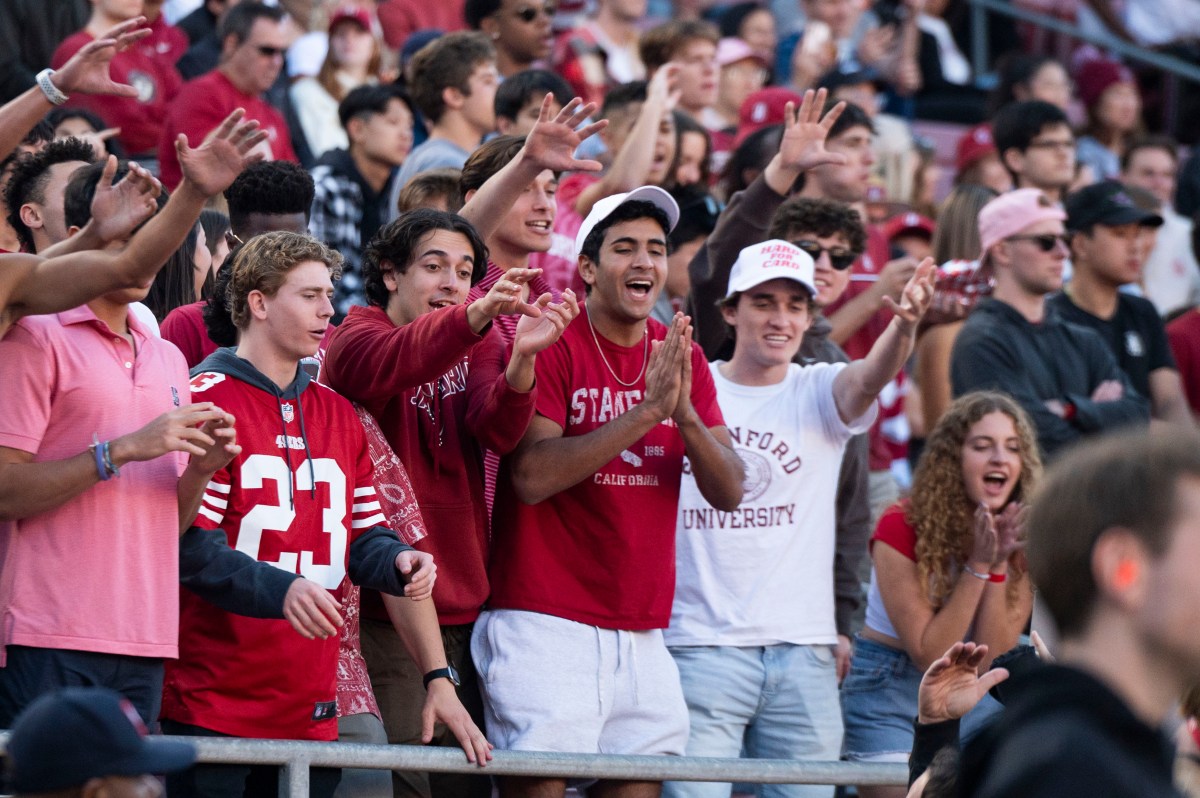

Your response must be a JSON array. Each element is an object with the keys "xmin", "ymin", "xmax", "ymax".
[
  {"xmin": 513, "ymin": 3, "xmax": 557, "ymax": 21},
  {"xmin": 791, "ymin": 239, "xmax": 857, "ymax": 270},
  {"xmin": 1005, "ymin": 233, "xmax": 1069, "ymax": 252}
]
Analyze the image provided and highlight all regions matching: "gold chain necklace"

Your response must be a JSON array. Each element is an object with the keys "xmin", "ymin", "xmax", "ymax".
[{"xmin": 586, "ymin": 309, "xmax": 648, "ymax": 387}]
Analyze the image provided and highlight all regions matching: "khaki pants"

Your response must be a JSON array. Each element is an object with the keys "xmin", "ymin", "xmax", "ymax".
[{"xmin": 359, "ymin": 618, "xmax": 491, "ymax": 798}]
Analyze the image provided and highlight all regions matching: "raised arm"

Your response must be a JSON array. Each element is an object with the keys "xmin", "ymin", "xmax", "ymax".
[
  {"xmin": 0, "ymin": 18, "xmax": 151, "ymax": 162},
  {"xmin": 459, "ymin": 96, "xmax": 606, "ymax": 241},
  {"xmin": 833, "ymin": 258, "xmax": 935, "ymax": 422}
]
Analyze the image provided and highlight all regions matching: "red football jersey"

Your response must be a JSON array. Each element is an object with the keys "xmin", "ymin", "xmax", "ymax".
[{"xmin": 162, "ymin": 368, "xmax": 386, "ymax": 741}]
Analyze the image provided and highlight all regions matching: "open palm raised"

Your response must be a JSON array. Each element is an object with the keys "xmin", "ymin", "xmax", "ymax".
[{"xmin": 778, "ymin": 88, "xmax": 850, "ymax": 173}]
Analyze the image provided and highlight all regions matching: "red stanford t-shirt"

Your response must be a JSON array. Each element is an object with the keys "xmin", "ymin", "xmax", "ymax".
[
  {"xmin": 489, "ymin": 306, "xmax": 725, "ymax": 630},
  {"xmin": 162, "ymin": 370, "xmax": 386, "ymax": 741}
]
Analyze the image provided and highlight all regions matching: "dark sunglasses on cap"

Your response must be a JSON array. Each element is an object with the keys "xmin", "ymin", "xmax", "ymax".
[
  {"xmin": 791, "ymin": 239, "xmax": 858, "ymax": 270},
  {"xmin": 1005, "ymin": 233, "xmax": 1069, "ymax": 252},
  {"xmin": 513, "ymin": 3, "xmax": 557, "ymax": 21}
]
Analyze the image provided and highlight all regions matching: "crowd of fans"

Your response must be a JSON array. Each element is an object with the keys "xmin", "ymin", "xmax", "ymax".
[{"xmin": 2, "ymin": 1, "xmax": 1200, "ymax": 797}]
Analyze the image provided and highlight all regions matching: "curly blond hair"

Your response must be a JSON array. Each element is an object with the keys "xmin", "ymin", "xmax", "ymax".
[
  {"xmin": 909, "ymin": 391, "xmax": 1042, "ymax": 609},
  {"xmin": 227, "ymin": 231, "xmax": 343, "ymax": 329}
]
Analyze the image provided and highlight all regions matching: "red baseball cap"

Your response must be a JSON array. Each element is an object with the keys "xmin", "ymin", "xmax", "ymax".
[
  {"xmin": 956, "ymin": 123, "xmax": 996, "ymax": 174},
  {"xmin": 329, "ymin": 5, "xmax": 373, "ymax": 32},
  {"xmin": 1075, "ymin": 57, "xmax": 1135, "ymax": 108},
  {"xmin": 733, "ymin": 87, "xmax": 804, "ymax": 149},
  {"xmin": 882, "ymin": 211, "xmax": 935, "ymax": 242}
]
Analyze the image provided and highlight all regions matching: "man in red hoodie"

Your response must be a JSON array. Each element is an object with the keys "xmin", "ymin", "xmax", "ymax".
[{"xmin": 322, "ymin": 208, "xmax": 577, "ymax": 798}]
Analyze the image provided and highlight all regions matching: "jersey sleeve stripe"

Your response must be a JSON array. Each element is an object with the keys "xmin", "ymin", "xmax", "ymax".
[
  {"xmin": 352, "ymin": 501, "xmax": 381, "ymax": 513},
  {"xmin": 197, "ymin": 506, "xmax": 225, "ymax": 524},
  {"xmin": 351, "ymin": 513, "xmax": 387, "ymax": 529},
  {"xmin": 353, "ymin": 486, "xmax": 376, "ymax": 498},
  {"xmin": 206, "ymin": 481, "xmax": 232, "ymax": 494},
  {"xmin": 203, "ymin": 494, "xmax": 229, "ymax": 510}
]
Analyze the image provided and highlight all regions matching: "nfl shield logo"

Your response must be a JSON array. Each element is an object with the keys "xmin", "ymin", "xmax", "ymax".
[{"xmin": 281, "ymin": 402, "xmax": 295, "ymax": 424}]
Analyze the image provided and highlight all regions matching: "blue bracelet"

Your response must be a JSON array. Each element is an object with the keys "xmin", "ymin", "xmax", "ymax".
[
  {"xmin": 101, "ymin": 441, "xmax": 120, "ymax": 478},
  {"xmin": 92, "ymin": 434, "xmax": 110, "ymax": 481}
]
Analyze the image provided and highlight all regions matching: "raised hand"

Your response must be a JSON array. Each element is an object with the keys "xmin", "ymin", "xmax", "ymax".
[
  {"xmin": 396, "ymin": 550, "xmax": 437, "ymax": 601},
  {"xmin": 470, "ymin": 267, "xmax": 544, "ymax": 323},
  {"xmin": 175, "ymin": 109, "xmax": 269, "ymax": 197},
  {"xmin": 513, "ymin": 289, "xmax": 580, "ymax": 357},
  {"xmin": 882, "ymin": 256, "xmax": 937, "ymax": 334},
  {"xmin": 524, "ymin": 95, "xmax": 608, "ymax": 174},
  {"xmin": 52, "ymin": 18, "xmax": 152, "ymax": 97},
  {"xmin": 778, "ymin": 88, "xmax": 849, "ymax": 173},
  {"xmin": 648, "ymin": 61, "xmax": 684, "ymax": 111},
  {"xmin": 917, "ymin": 642, "xmax": 1008, "ymax": 724},
  {"xmin": 90, "ymin": 156, "xmax": 163, "ymax": 244}
]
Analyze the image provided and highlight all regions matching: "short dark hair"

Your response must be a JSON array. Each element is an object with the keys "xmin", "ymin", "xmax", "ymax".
[
  {"xmin": 338, "ymin": 84, "xmax": 412, "ymax": 130},
  {"xmin": 1027, "ymin": 428, "xmax": 1200, "ymax": 638},
  {"xmin": 464, "ymin": 0, "xmax": 503, "ymax": 28},
  {"xmin": 601, "ymin": 81, "xmax": 648, "ymax": 121},
  {"xmin": 827, "ymin": 101, "xmax": 875, "ymax": 139},
  {"xmin": 718, "ymin": 2, "xmax": 766, "ymax": 38},
  {"xmin": 993, "ymin": 100, "xmax": 1070, "ymax": 158},
  {"xmin": 4, "ymin": 137, "xmax": 96, "ymax": 251},
  {"xmin": 397, "ymin": 168, "xmax": 464, "ymax": 214},
  {"xmin": 768, "ymin": 197, "xmax": 867, "ymax": 252},
  {"xmin": 64, "ymin": 159, "xmax": 167, "ymax": 232},
  {"xmin": 218, "ymin": 1, "xmax": 285, "ymax": 46},
  {"xmin": 668, "ymin": 185, "xmax": 720, "ymax": 248},
  {"xmin": 459, "ymin": 135, "xmax": 526, "ymax": 196},
  {"xmin": 44, "ymin": 107, "xmax": 125, "ymax": 157},
  {"xmin": 579, "ymin": 200, "xmax": 671, "ymax": 264},
  {"xmin": 407, "ymin": 32, "xmax": 496, "ymax": 123},
  {"xmin": 223, "ymin": 161, "xmax": 315, "ymax": 235},
  {"xmin": 1121, "ymin": 134, "xmax": 1179, "ymax": 172},
  {"xmin": 362, "ymin": 209, "xmax": 489, "ymax": 307},
  {"xmin": 719, "ymin": 124, "xmax": 784, "ymax": 199},
  {"xmin": 495, "ymin": 69, "xmax": 573, "ymax": 122},
  {"xmin": 639, "ymin": 20, "xmax": 719, "ymax": 74}
]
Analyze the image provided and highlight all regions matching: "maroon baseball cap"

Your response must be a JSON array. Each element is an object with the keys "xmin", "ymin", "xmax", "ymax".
[
  {"xmin": 1075, "ymin": 57, "xmax": 1135, "ymax": 108},
  {"xmin": 956, "ymin": 123, "xmax": 996, "ymax": 173},
  {"xmin": 733, "ymin": 87, "xmax": 804, "ymax": 149},
  {"xmin": 882, "ymin": 211, "xmax": 935, "ymax": 242},
  {"xmin": 329, "ymin": 5, "xmax": 373, "ymax": 32}
]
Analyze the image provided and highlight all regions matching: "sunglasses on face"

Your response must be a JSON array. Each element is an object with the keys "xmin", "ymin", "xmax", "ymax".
[
  {"xmin": 255, "ymin": 45, "xmax": 286, "ymax": 58},
  {"xmin": 513, "ymin": 3, "xmax": 557, "ymax": 22},
  {"xmin": 1005, "ymin": 233, "xmax": 1069, "ymax": 252},
  {"xmin": 791, "ymin": 239, "xmax": 858, "ymax": 270}
]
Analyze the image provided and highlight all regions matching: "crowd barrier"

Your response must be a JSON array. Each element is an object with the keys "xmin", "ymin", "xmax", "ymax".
[{"xmin": 0, "ymin": 733, "xmax": 909, "ymax": 797}]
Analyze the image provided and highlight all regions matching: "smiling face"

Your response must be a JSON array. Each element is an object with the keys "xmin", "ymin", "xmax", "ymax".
[
  {"xmin": 253, "ymin": 260, "xmax": 336, "ymax": 360},
  {"xmin": 579, "ymin": 217, "xmax": 669, "ymax": 324},
  {"xmin": 721, "ymin": 277, "xmax": 814, "ymax": 370},
  {"xmin": 960, "ymin": 410, "xmax": 1023, "ymax": 512},
  {"xmin": 489, "ymin": 168, "xmax": 557, "ymax": 262},
  {"xmin": 781, "ymin": 227, "xmax": 853, "ymax": 307},
  {"xmin": 384, "ymin": 228, "xmax": 478, "ymax": 327}
]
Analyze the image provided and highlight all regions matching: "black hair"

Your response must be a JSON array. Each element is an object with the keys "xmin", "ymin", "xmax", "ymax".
[
  {"xmin": 145, "ymin": 222, "xmax": 206, "ymax": 322},
  {"xmin": 43, "ymin": 107, "xmax": 126, "ymax": 157},
  {"xmin": 668, "ymin": 185, "xmax": 720, "ymax": 247},
  {"xmin": 828, "ymin": 100, "xmax": 875, "ymax": 138},
  {"xmin": 464, "ymin": 0, "xmax": 504, "ymax": 28},
  {"xmin": 579, "ymin": 200, "xmax": 671, "ymax": 264},
  {"xmin": 718, "ymin": 2, "xmax": 767, "ymax": 38},
  {"xmin": 601, "ymin": 81, "xmax": 649, "ymax": 120},
  {"xmin": 199, "ymin": 208, "xmax": 231, "ymax": 260},
  {"xmin": 204, "ymin": 247, "xmax": 241, "ymax": 347},
  {"xmin": 1121, "ymin": 134, "xmax": 1180, "ymax": 172},
  {"xmin": 223, "ymin": 161, "xmax": 315, "ymax": 235},
  {"xmin": 669, "ymin": 110, "xmax": 712, "ymax": 188},
  {"xmin": 337, "ymin": 84, "xmax": 413, "ymax": 130},
  {"xmin": 719, "ymin": 124, "xmax": 784, "ymax": 199},
  {"xmin": 992, "ymin": 100, "xmax": 1070, "ymax": 157},
  {"xmin": 495, "ymin": 69, "xmax": 574, "ymax": 122},
  {"xmin": 459, "ymin": 135, "xmax": 526, "ymax": 196},
  {"xmin": 987, "ymin": 53, "xmax": 1063, "ymax": 117},
  {"xmin": 767, "ymin": 196, "xmax": 868, "ymax": 253},
  {"xmin": 362, "ymin": 209, "xmax": 489, "ymax": 307},
  {"xmin": 218, "ymin": 1, "xmax": 285, "ymax": 46},
  {"xmin": 4, "ymin": 137, "xmax": 97, "ymax": 251}
]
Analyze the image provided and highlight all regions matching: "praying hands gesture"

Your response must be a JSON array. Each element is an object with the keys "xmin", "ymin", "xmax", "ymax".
[{"xmin": 764, "ymin": 88, "xmax": 848, "ymax": 194}]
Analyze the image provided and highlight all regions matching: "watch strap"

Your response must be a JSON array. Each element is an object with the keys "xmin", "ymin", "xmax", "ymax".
[
  {"xmin": 36, "ymin": 69, "xmax": 69, "ymax": 106},
  {"xmin": 422, "ymin": 667, "xmax": 458, "ymax": 688}
]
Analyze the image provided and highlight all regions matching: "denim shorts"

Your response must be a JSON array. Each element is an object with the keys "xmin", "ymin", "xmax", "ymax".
[{"xmin": 839, "ymin": 636, "xmax": 1004, "ymax": 762}]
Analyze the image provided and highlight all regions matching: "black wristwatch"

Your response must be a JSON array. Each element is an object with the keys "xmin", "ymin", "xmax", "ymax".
[{"xmin": 423, "ymin": 666, "xmax": 461, "ymax": 689}]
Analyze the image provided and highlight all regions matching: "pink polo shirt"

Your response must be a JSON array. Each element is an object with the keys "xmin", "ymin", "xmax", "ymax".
[{"xmin": 0, "ymin": 306, "xmax": 189, "ymax": 663}]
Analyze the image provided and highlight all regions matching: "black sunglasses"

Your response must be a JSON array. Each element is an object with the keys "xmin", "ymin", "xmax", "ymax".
[
  {"xmin": 255, "ymin": 45, "xmax": 286, "ymax": 58},
  {"xmin": 514, "ymin": 3, "xmax": 557, "ymax": 21},
  {"xmin": 1005, "ymin": 233, "xmax": 1069, "ymax": 252},
  {"xmin": 791, "ymin": 239, "xmax": 858, "ymax": 270}
]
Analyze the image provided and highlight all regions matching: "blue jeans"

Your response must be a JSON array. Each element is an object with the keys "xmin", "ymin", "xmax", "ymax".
[{"xmin": 663, "ymin": 644, "xmax": 843, "ymax": 798}]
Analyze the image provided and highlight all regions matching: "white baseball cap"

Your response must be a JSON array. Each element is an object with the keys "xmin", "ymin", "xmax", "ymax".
[
  {"xmin": 725, "ymin": 239, "xmax": 817, "ymax": 298},
  {"xmin": 574, "ymin": 186, "xmax": 680, "ymax": 255}
]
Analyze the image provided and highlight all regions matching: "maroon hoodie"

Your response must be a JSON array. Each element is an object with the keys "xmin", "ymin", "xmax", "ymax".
[{"xmin": 322, "ymin": 303, "xmax": 535, "ymax": 624}]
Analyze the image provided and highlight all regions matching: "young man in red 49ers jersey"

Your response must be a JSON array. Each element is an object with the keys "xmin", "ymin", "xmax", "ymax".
[{"xmin": 164, "ymin": 232, "xmax": 459, "ymax": 798}]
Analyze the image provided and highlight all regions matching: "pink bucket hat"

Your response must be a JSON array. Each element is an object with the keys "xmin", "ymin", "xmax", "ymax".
[{"xmin": 978, "ymin": 189, "xmax": 1066, "ymax": 260}]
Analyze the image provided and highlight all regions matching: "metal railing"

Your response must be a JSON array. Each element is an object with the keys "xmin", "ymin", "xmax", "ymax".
[{"xmin": 0, "ymin": 733, "xmax": 909, "ymax": 797}]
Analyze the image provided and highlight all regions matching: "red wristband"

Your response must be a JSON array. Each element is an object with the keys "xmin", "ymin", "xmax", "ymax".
[{"xmin": 964, "ymin": 565, "xmax": 1007, "ymax": 583}]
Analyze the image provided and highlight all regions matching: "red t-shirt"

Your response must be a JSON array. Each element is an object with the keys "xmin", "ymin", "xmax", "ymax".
[
  {"xmin": 824, "ymin": 224, "xmax": 908, "ymax": 470},
  {"xmin": 1168, "ymin": 310, "xmax": 1200, "ymax": 417},
  {"xmin": 162, "ymin": 371, "xmax": 385, "ymax": 741},
  {"xmin": 158, "ymin": 70, "xmax": 297, "ymax": 189},
  {"xmin": 141, "ymin": 14, "xmax": 188, "ymax": 66},
  {"xmin": 488, "ymin": 306, "xmax": 725, "ymax": 630},
  {"xmin": 870, "ymin": 500, "xmax": 917, "ymax": 561},
  {"xmin": 376, "ymin": 0, "xmax": 467, "ymax": 50},
  {"xmin": 52, "ymin": 31, "xmax": 182, "ymax": 155},
  {"xmin": 160, "ymin": 301, "xmax": 217, "ymax": 369}
]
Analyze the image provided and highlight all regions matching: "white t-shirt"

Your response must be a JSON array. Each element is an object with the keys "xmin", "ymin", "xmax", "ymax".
[{"xmin": 666, "ymin": 361, "xmax": 877, "ymax": 647}]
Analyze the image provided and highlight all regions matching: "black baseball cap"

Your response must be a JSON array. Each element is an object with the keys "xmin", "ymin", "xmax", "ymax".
[
  {"xmin": 1065, "ymin": 179, "xmax": 1164, "ymax": 231},
  {"xmin": 6, "ymin": 688, "xmax": 195, "ymax": 793}
]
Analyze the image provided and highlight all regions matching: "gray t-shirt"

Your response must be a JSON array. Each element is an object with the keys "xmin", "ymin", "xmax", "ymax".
[{"xmin": 386, "ymin": 137, "xmax": 472, "ymax": 222}]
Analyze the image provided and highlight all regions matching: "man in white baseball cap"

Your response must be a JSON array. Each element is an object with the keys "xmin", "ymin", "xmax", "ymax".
[
  {"xmin": 478, "ymin": 186, "xmax": 746, "ymax": 798},
  {"xmin": 665, "ymin": 239, "xmax": 935, "ymax": 798}
]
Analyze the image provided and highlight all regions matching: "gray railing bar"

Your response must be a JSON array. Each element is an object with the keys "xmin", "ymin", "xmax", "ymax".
[{"xmin": 966, "ymin": 0, "xmax": 1200, "ymax": 83}]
